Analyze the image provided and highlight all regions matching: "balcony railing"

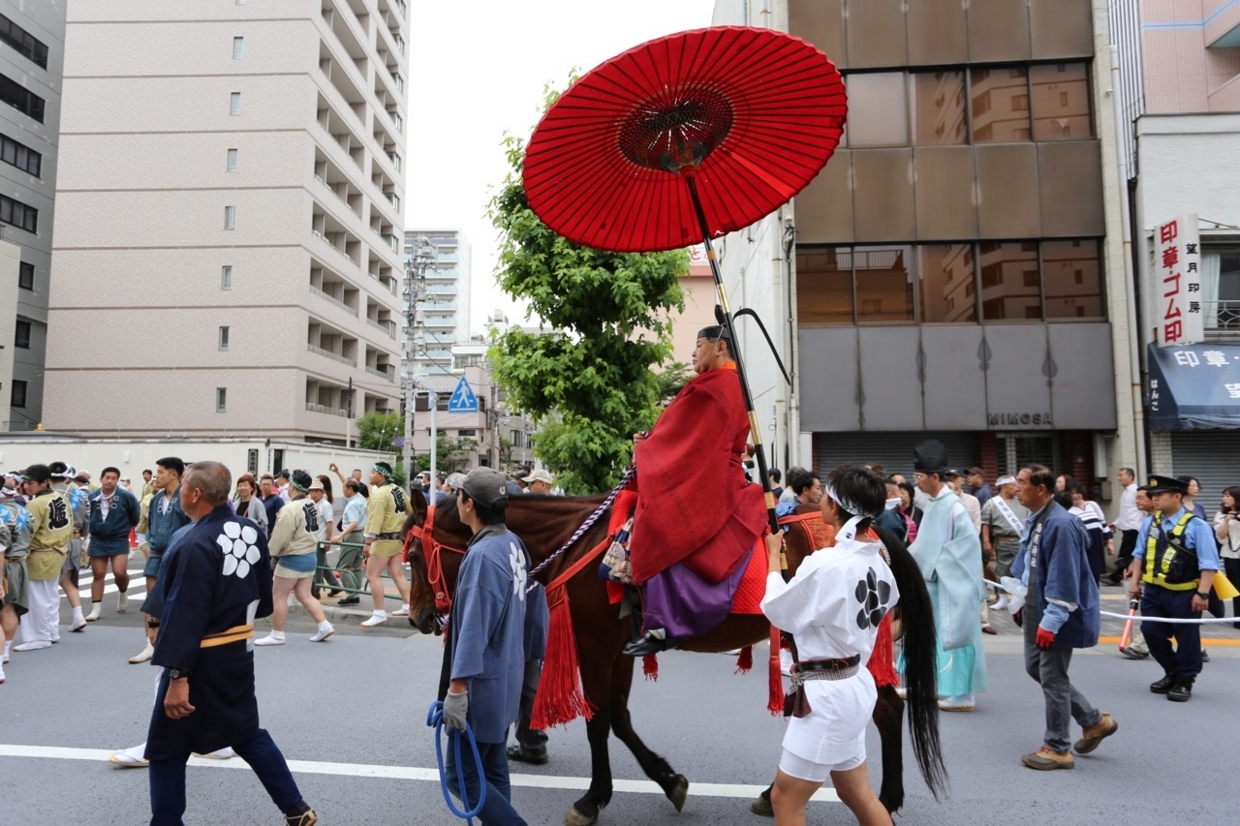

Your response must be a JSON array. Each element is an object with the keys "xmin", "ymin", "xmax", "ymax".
[
  {"xmin": 305, "ymin": 402, "xmax": 349, "ymax": 417},
  {"xmin": 366, "ymin": 365, "xmax": 395, "ymax": 382},
  {"xmin": 307, "ymin": 342, "xmax": 357, "ymax": 367},
  {"xmin": 310, "ymin": 285, "xmax": 355, "ymax": 315},
  {"xmin": 367, "ymin": 318, "xmax": 397, "ymax": 338},
  {"xmin": 315, "ymin": 175, "xmax": 359, "ymax": 217},
  {"xmin": 312, "ymin": 229, "xmax": 356, "ymax": 266},
  {"xmin": 1204, "ymin": 300, "xmax": 1240, "ymax": 340}
]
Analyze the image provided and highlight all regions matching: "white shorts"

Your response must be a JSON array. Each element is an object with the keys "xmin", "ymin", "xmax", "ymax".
[{"xmin": 779, "ymin": 746, "xmax": 866, "ymax": 783}]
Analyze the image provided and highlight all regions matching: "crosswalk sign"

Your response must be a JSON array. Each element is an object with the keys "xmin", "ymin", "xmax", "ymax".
[{"xmin": 447, "ymin": 376, "xmax": 479, "ymax": 413}]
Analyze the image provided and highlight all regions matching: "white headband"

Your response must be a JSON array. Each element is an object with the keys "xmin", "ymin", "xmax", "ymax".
[{"xmin": 825, "ymin": 482, "xmax": 880, "ymax": 521}]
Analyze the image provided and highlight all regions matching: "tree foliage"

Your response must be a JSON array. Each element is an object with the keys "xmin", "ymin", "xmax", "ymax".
[
  {"xmin": 357, "ymin": 411, "xmax": 401, "ymax": 453},
  {"xmin": 488, "ymin": 83, "xmax": 688, "ymax": 494}
]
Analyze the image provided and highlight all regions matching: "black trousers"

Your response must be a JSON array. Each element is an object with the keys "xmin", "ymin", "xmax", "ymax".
[
  {"xmin": 1225, "ymin": 557, "xmax": 1240, "ymax": 625},
  {"xmin": 1141, "ymin": 586, "xmax": 1202, "ymax": 680},
  {"xmin": 515, "ymin": 659, "xmax": 547, "ymax": 752},
  {"xmin": 1112, "ymin": 530, "xmax": 1139, "ymax": 577}
]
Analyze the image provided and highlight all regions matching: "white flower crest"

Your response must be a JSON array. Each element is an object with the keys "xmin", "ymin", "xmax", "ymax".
[
  {"xmin": 509, "ymin": 541, "xmax": 527, "ymax": 600},
  {"xmin": 217, "ymin": 520, "xmax": 261, "ymax": 578}
]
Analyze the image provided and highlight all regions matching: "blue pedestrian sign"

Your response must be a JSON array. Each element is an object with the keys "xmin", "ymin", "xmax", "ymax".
[{"xmin": 447, "ymin": 377, "xmax": 479, "ymax": 413}]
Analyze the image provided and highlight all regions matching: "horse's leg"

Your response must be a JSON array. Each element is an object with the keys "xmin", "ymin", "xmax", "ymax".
[
  {"xmin": 872, "ymin": 683, "xmax": 906, "ymax": 814},
  {"xmin": 606, "ymin": 652, "xmax": 689, "ymax": 811},
  {"xmin": 565, "ymin": 615, "xmax": 619, "ymax": 826},
  {"xmin": 564, "ymin": 705, "xmax": 615, "ymax": 826}
]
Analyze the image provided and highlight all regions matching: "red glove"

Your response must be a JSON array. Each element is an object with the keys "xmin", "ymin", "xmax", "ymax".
[{"xmin": 1036, "ymin": 627, "xmax": 1056, "ymax": 649}]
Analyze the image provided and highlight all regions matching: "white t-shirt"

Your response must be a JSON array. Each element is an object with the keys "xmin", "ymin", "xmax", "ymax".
[{"xmin": 315, "ymin": 499, "xmax": 334, "ymax": 542}]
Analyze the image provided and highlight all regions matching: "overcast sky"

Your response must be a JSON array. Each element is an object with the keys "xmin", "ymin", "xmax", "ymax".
[{"xmin": 404, "ymin": 0, "xmax": 717, "ymax": 336}]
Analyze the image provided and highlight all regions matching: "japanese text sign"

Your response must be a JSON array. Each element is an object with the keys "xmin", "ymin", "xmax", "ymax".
[{"xmin": 1155, "ymin": 213, "xmax": 1202, "ymax": 347}]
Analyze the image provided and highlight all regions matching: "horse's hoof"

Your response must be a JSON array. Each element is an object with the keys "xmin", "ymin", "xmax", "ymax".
[
  {"xmin": 564, "ymin": 807, "xmax": 597, "ymax": 826},
  {"xmin": 879, "ymin": 794, "xmax": 903, "ymax": 815},
  {"xmin": 750, "ymin": 794, "xmax": 773, "ymax": 817},
  {"xmin": 668, "ymin": 775, "xmax": 689, "ymax": 812}
]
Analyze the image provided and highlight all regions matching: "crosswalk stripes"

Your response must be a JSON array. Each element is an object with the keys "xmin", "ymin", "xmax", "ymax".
[{"xmin": 58, "ymin": 562, "xmax": 148, "ymax": 603}]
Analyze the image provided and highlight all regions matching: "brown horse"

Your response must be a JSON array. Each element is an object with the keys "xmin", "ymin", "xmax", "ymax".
[{"xmin": 403, "ymin": 493, "xmax": 944, "ymax": 826}]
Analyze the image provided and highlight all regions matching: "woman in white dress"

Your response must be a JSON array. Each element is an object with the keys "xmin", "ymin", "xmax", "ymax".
[{"xmin": 762, "ymin": 465, "xmax": 900, "ymax": 826}]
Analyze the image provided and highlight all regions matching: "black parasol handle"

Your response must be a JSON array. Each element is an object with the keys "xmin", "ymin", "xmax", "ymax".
[{"xmin": 685, "ymin": 175, "xmax": 780, "ymax": 534}]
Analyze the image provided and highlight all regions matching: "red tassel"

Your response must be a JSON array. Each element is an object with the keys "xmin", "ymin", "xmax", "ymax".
[
  {"xmin": 767, "ymin": 626, "xmax": 784, "ymax": 715},
  {"xmin": 735, "ymin": 645, "xmax": 753, "ymax": 674},
  {"xmin": 866, "ymin": 613, "xmax": 898, "ymax": 688},
  {"xmin": 642, "ymin": 654, "xmax": 659, "ymax": 681},
  {"xmin": 530, "ymin": 586, "xmax": 595, "ymax": 729}
]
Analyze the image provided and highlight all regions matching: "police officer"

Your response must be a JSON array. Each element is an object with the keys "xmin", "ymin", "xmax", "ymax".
[{"xmin": 1127, "ymin": 475, "xmax": 1219, "ymax": 702}]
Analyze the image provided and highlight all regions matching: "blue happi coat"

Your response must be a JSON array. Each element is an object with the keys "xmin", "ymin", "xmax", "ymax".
[
  {"xmin": 448, "ymin": 523, "xmax": 547, "ymax": 743},
  {"xmin": 1012, "ymin": 501, "xmax": 1101, "ymax": 649},
  {"xmin": 145, "ymin": 504, "xmax": 273, "ymax": 759},
  {"xmin": 88, "ymin": 486, "xmax": 140, "ymax": 556}
]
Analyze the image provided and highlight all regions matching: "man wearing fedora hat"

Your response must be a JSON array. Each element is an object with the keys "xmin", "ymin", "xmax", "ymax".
[{"xmin": 1127, "ymin": 474, "xmax": 1219, "ymax": 702}]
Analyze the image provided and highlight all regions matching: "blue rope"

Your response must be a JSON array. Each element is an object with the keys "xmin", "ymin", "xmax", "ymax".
[{"xmin": 426, "ymin": 700, "xmax": 487, "ymax": 822}]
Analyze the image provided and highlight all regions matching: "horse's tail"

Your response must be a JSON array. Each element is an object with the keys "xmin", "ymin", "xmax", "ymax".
[{"xmin": 873, "ymin": 525, "xmax": 948, "ymax": 800}]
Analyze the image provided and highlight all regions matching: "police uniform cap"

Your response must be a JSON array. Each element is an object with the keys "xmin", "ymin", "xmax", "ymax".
[{"xmin": 1138, "ymin": 474, "xmax": 1187, "ymax": 494}]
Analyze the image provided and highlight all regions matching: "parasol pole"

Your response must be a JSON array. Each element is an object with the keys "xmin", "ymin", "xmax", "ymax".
[{"xmin": 685, "ymin": 174, "xmax": 780, "ymax": 534}]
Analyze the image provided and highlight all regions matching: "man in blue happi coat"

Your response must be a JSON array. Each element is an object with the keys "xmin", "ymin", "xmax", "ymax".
[
  {"xmin": 1012, "ymin": 464, "xmax": 1115, "ymax": 771},
  {"xmin": 441, "ymin": 467, "xmax": 548, "ymax": 826},
  {"xmin": 144, "ymin": 461, "xmax": 317, "ymax": 826}
]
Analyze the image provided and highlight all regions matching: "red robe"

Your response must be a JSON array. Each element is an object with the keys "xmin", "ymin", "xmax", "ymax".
[{"xmin": 630, "ymin": 364, "xmax": 768, "ymax": 584}]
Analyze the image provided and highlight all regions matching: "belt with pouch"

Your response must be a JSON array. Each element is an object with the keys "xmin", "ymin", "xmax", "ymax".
[
  {"xmin": 788, "ymin": 655, "xmax": 862, "ymax": 718},
  {"xmin": 376, "ymin": 532, "xmax": 402, "ymax": 540}
]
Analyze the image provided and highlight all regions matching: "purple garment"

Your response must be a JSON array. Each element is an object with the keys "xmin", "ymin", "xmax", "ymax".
[{"xmin": 642, "ymin": 550, "xmax": 750, "ymax": 638}]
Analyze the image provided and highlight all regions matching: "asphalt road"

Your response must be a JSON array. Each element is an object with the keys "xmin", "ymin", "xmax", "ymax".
[{"xmin": 2, "ymin": 574, "xmax": 1238, "ymax": 825}]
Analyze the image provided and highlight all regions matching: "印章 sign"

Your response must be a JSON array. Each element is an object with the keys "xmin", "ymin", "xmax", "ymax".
[{"xmin": 1155, "ymin": 213, "xmax": 1202, "ymax": 347}]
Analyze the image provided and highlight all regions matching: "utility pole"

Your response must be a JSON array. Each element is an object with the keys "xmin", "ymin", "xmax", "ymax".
[{"xmin": 402, "ymin": 236, "xmax": 437, "ymax": 478}]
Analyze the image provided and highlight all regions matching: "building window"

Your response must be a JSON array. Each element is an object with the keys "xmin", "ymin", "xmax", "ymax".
[
  {"xmin": 918, "ymin": 244, "xmax": 977, "ymax": 323},
  {"xmin": 18, "ymin": 261, "xmax": 33, "ymax": 290},
  {"xmin": 970, "ymin": 66, "xmax": 1030, "ymax": 143},
  {"xmin": 1031, "ymin": 63, "xmax": 1093, "ymax": 141},
  {"xmin": 15, "ymin": 319, "xmax": 30, "ymax": 348},
  {"xmin": 1042, "ymin": 239, "xmax": 1103, "ymax": 319},
  {"xmin": 980, "ymin": 242, "xmax": 1042, "ymax": 320},
  {"xmin": 216, "ymin": 388, "xmax": 227, "ymax": 412},
  {"xmin": 10, "ymin": 379, "xmax": 26, "ymax": 408},
  {"xmin": 224, "ymin": 206, "xmax": 235, "ymax": 229},
  {"xmin": 219, "ymin": 326, "xmax": 230, "ymax": 350},
  {"xmin": 233, "ymin": 37, "xmax": 244, "ymax": 58},
  {"xmin": 0, "ymin": 73, "xmax": 44, "ymax": 123},
  {"xmin": 0, "ymin": 193, "xmax": 37, "ymax": 233},
  {"xmin": 226, "ymin": 148, "xmax": 238, "ymax": 171},
  {"xmin": 458, "ymin": 429, "xmax": 477, "ymax": 437},
  {"xmin": 854, "ymin": 246, "xmax": 915, "ymax": 322},
  {"xmin": 845, "ymin": 72, "xmax": 908, "ymax": 147},
  {"xmin": 909, "ymin": 71, "xmax": 967, "ymax": 146},
  {"xmin": 0, "ymin": 133, "xmax": 41, "ymax": 176},
  {"xmin": 230, "ymin": 92, "xmax": 241, "ymax": 115},
  {"xmin": 0, "ymin": 14, "xmax": 49, "ymax": 69},
  {"xmin": 797, "ymin": 248, "xmax": 855, "ymax": 324},
  {"xmin": 221, "ymin": 265, "xmax": 233, "ymax": 289}
]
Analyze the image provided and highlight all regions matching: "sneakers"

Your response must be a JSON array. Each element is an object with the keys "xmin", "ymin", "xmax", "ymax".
[
  {"xmin": 255, "ymin": 633, "xmax": 286, "ymax": 646},
  {"xmin": 117, "ymin": 591, "xmax": 129, "ymax": 613},
  {"xmin": 109, "ymin": 744, "xmax": 149, "ymax": 768},
  {"xmin": 361, "ymin": 612, "xmax": 388, "ymax": 627},
  {"xmin": 309, "ymin": 623, "xmax": 335, "ymax": 642},
  {"xmin": 86, "ymin": 604, "xmax": 103, "ymax": 622},
  {"xmin": 14, "ymin": 640, "xmax": 52, "ymax": 652},
  {"xmin": 1021, "ymin": 746, "xmax": 1075, "ymax": 770},
  {"xmin": 128, "ymin": 641, "xmax": 155, "ymax": 663},
  {"xmin": 1073, "ymin": 713, "xmax": 1118, "ymax": 754}
]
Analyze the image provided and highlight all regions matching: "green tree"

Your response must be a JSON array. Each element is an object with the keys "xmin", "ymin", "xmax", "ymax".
[
  {"xmin": 356, "ymin": 411, "xmax": 402, "ymax": 453},
  {"xmin": 488, "ymin": 82, "xmax": 688, "ymax": 494},
  {"xmin": 655, "ymin": 361, "xmax": 693, "ymax": 405}
]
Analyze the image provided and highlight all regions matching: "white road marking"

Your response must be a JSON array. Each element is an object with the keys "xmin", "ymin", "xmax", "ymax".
[
  {"xmin": 60, "ymin": 566, "xmax": 147, "ymax": 601},
  {"xmin": 0, "ymin": 743, "xmax": 840, "ymax": 803}
]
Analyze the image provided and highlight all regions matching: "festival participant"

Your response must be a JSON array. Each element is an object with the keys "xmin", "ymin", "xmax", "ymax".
[
  {"xmin": 359, "ymin": 461, "xmax": 412, "ymax": 627},
  {"xmin": 442, "ymin": 468, "xmax": 546, "ymax": 826},
  {"xmin": 1128, "ymin": 475, "xmax": 1219, "ymax": 702},
  {"xmin": 907, "ymin": 441, "xmax": 987, "ymax": 712},
  {"xmin": 50, "ymin": 462, "xmax": 89, "ymax": 633},
  {"xmin": 143, "ymin": 461, "xmax": 318, "ymax": 825},
  {"xmin": 0, "ymin": 483, "xmax": 25, "ymax": 683},
  {"xmin": 760, "ymin": 465, "xmax": 898, "ymax": 826},
  {"xmin": 86, "ymin": 467, "xmax": 141, "ymax": 622},
  {"xmin": 15, "ymin": 464, "xmax": 73, "ymax": 651},
  {"xmin": 1011, "ymin": 465, "xmax": 1115, "ymax": 770},
  {"xmin": 131, "ymin": 458, "xmax": 191, "ymax": 664},
  {"xmin": 623, "ymin": 325, "xmax": 768, "ymax": 656},
  {"xmin": 981, "ymin": 476, "xmax": 1029, "ymax": 612},
  {"xmin": 254, "ymin": 471, "xmax": 334, "ymax": 646}
]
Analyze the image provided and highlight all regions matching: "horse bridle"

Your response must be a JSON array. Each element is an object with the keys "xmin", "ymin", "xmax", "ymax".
[{"xmin": 405, "ymin": 504, "xmax": 464, "ymax": 612}]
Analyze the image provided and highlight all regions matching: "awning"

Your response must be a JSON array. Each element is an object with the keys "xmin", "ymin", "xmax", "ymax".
[{"xmin": 1147, "ymin": 343, "xmax": 1240, "ymax": 431}]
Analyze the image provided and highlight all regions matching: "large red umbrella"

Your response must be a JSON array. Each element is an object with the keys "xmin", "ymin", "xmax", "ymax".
[
  {"xmin": 523, "ymin": 26, "xmax": 847, "ymax": 530},
  {"xmin": 523, "ymin": 25, "xmax": 846, "ymax": 253}
]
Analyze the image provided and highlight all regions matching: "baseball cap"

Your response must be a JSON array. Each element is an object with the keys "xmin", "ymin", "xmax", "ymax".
[
  {"xmin": 522, "ymin": 469, "xmax": 553, "ymax": 485},
  {"xmin": 461, "ymin": 468, "xmax": 509, "ymax": 507}
]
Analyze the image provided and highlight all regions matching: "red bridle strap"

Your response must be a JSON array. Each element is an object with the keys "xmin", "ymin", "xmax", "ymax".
[{"xmin": 408, "ymin": 504, "xmax": 467, "ymax": 612}]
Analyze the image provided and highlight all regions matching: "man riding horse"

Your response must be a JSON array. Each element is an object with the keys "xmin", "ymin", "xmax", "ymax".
[{"xmin": 622, "ymin": 325, "xmax": 768, "ymax": 657}]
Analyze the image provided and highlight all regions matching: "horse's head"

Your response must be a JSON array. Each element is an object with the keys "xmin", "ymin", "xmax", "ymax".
[{"xmin": 402, "ymin": 489, "xmax": 470, "ymax": 635}]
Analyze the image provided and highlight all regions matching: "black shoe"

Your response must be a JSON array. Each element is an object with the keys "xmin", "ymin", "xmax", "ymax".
[
  {"xmin": 1150, "ymin": 672, "xmax": 1178, "ymax": 694},
  {"xmin": 327, "ymin": 588, "xmax": 343, "ymax": 597},
  {"xmin": 506, "ymin": 744, "xmax": 549, "ymax": 765},
  {"xmin": 1202, "ymin": 649, "xmax": 1210, "ymax": 663},
  {"xmin": 1100, "ymin": 576, "xmax": 1121, "ymax": 586},
  {"xmin": 1167, "ymin": 678, "xmax": 1194, "ymax": 702},
  {"xmin": 337, "ymin": 595, "xmax": 360, "ymax": 606},
  {"xmin": 622, "ymin": 632, "xmax": 678, "ymax": 657}
]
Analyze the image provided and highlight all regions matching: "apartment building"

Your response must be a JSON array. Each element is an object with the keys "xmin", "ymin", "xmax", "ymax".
[
  {"xmin": 711, "ymin": 0, "xmax": 1141, "ymax": 497},
  {"xmin": 404, "ymin": 228, "xmax": 472, "ymax": 375},
  {"xmin": 44, "ymin": 0, "xmax": 407, "ymax": 443},
  {"xmin": 0, "ymin": 1, "xmax": 66, "ymax": 430},
  {"xmin": 1110, "ymin": 0, "xmax": 1240, "ymax": 502}
]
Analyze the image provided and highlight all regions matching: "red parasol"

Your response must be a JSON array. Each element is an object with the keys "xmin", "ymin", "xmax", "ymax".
[
  {"xmin": 523, "ymin": 26, "xmax": 847, "ymax": 533},
  {"xmin": 522, "ymin": 26, "xmax": 846, "ymax": 253}
]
